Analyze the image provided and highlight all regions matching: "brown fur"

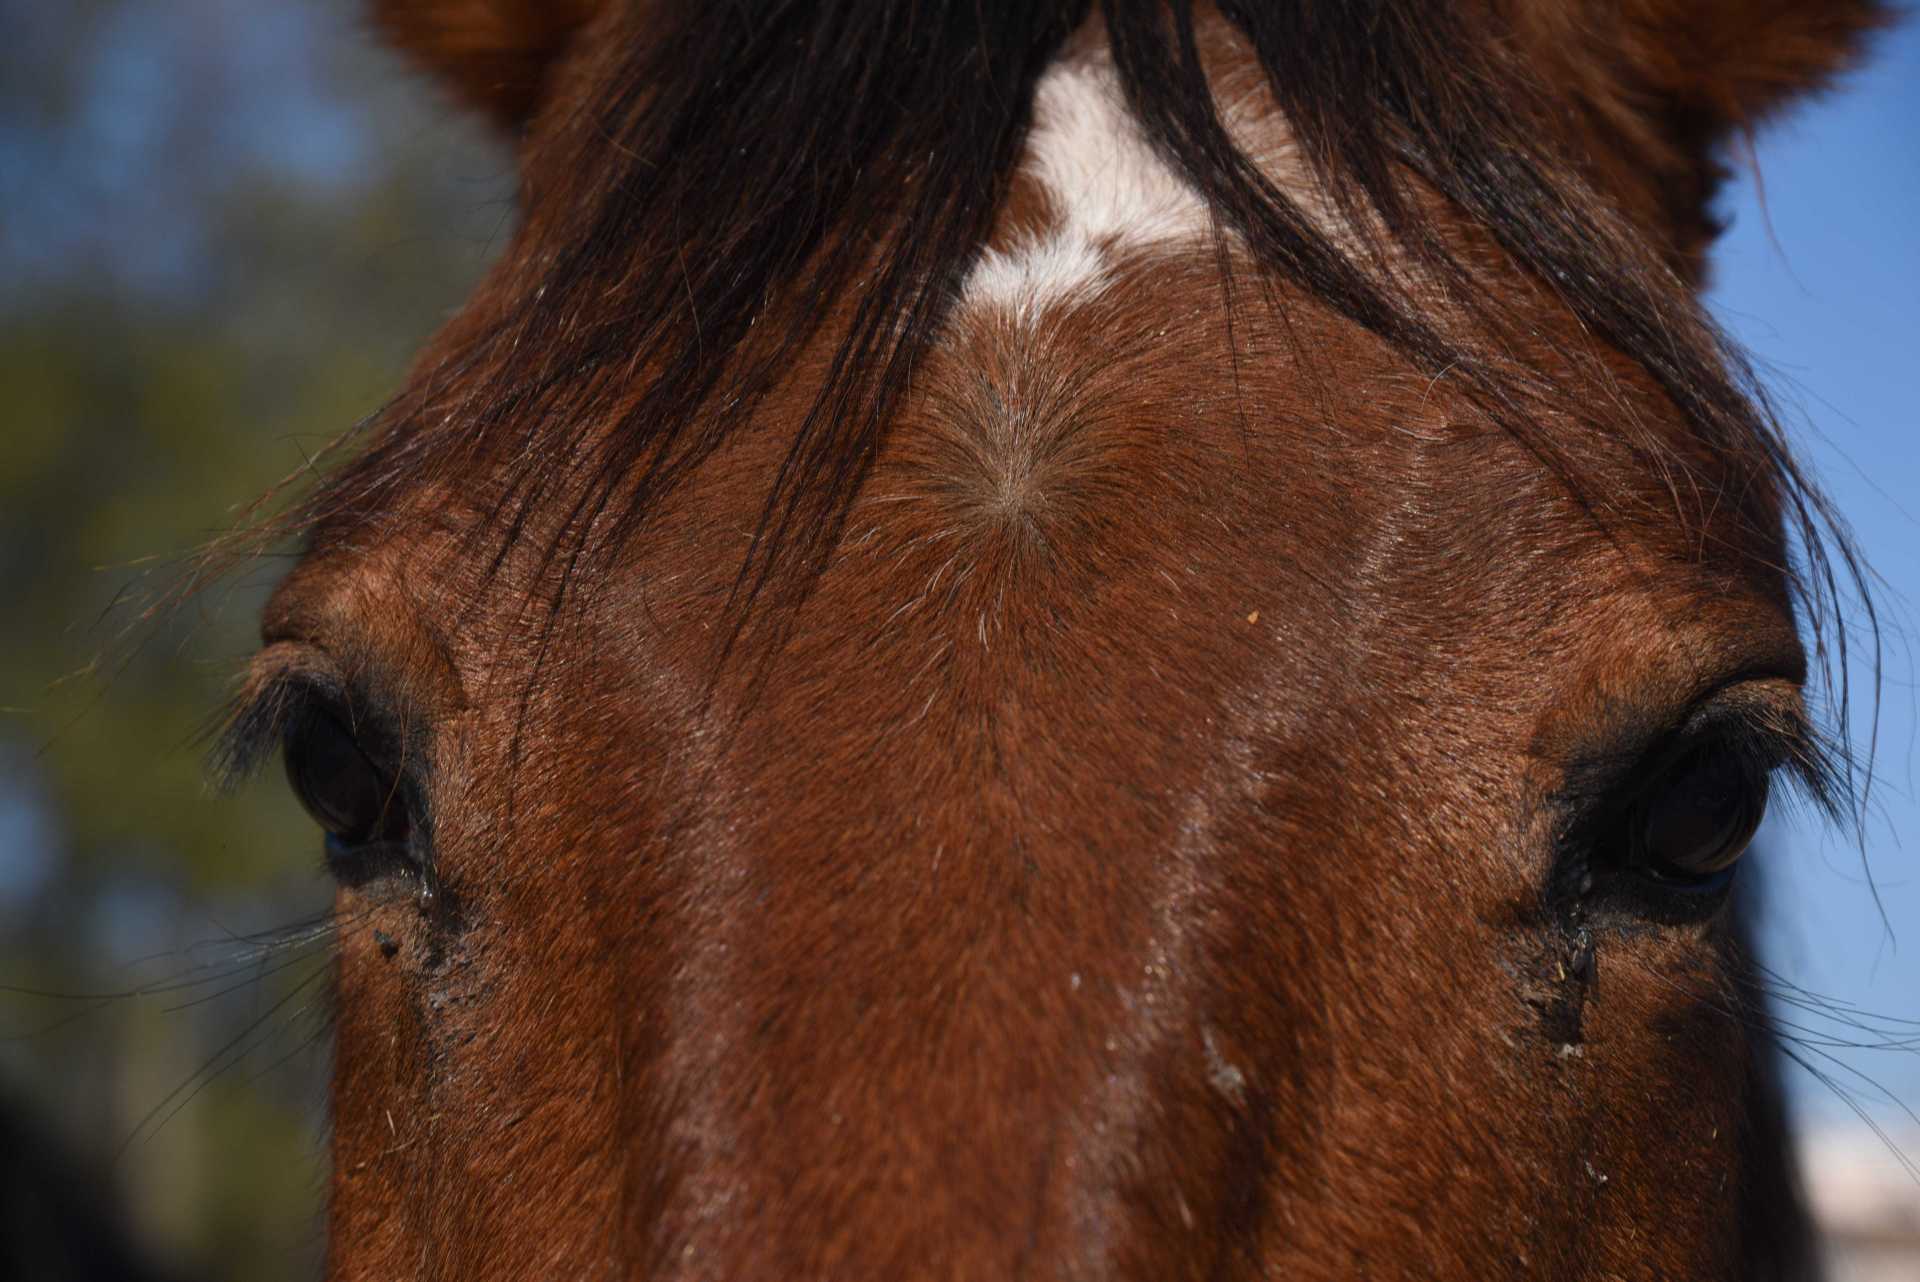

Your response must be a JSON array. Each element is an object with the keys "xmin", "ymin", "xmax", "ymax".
[
  {"xmin": 1499, "ymin": 0, "xmax": 1890, "ymax": 273},
  {"xmin": 232, "ymin": 2, "xmax": 1884, "ymax": 1277}
]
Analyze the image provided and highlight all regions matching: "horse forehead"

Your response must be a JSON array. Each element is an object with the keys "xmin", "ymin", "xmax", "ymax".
[
  {"xmin": 449, "ymin": 29, "xmax": 1764, "ymax": 788},
  {"xmin": 613, "ymin": 53, "xmax": 1610, "ymax": 762},
  {"xmin": 630, "ymin": 282, "xmax": 1553, "ymax": 837}
]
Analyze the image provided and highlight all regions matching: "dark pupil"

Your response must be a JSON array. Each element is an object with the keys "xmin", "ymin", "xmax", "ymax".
[
  {"xmin": 1637, "ymin": 751, "xmax": 1764, "ymax": 878},
  {"xmin": 285, "ymin": 711, "xmax": 396, "ymax": 845}
]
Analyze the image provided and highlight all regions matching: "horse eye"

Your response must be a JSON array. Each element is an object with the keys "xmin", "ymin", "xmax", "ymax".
[
  {"xmin": 1630, "ymin": 748, "xmax": 1767, "ymax": 883},
  {"xmin": 283, "ymin": 709, "xmax": 406, "ymax": 847}
]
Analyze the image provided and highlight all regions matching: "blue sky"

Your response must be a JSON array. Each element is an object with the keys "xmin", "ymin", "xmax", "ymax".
[{"xmin": 1708, "ymin": 17, "xmax": 1920, "ymax": 1119}]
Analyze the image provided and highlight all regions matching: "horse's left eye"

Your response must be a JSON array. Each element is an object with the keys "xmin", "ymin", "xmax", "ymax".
[
  {"xmin": 284, "ymin": 709, "xmax": 407, "ymax": 849},
  {"xmin": 1629, "ymin": 748, "xmax": 1767, "ymax": 885}
]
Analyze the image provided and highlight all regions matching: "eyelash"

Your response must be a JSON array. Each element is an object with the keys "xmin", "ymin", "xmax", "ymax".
[
  {"xmin": 1568, "ymin": 686, "xmax": 1834, "ymax": 802},
  {"xmin": 208, "ymin": 676, "xmax": 334, "ymax": 794}
]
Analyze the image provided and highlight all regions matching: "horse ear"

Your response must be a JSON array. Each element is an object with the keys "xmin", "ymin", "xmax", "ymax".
[
  {"xmin": 373, "ymin": 0, "xmax": 607, "ymax": 132},
  {"xmin": 1602, "ymin": 0, "xmax": 1888, "ymax": 129},
  {"xmin": 1514, "ymin": 0, "xmax": 1889, "ymax": 267}
]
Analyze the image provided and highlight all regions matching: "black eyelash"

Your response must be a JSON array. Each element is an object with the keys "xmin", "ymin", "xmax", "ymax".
[
  {"xmin": 205, "ymin": 668, "xmax": 412, "ymax": 796},
  {"xmin": 1556, "ymin": 700, "xmax": 1844, "ymax": 831},
  {"xmin": 205, "ymin": 674, "xmax": 332, "ymax": 795}
]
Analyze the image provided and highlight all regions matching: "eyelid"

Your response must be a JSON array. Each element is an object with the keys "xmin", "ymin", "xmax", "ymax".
[
  {"xmin": 1684, "ymin": 678, "xmax": 1836, "ymax": 810},
  {"xmin": 1552, "ymin": 678, "xmax": 1827, "ymax": 820},
  {"xmin": 207, "ymin": 644, "xmax": 408, "ymax": 792}
]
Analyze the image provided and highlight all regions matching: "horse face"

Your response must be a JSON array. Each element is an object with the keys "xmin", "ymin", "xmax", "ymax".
[{"xmin": 243, "ymin": 2, "xmax": 1881, "ymax": 1277}]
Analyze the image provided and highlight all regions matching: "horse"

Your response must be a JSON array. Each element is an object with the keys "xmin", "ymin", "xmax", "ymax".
[{"xmin": 206, "ymin": 0, "xmax": 1889, "ymax": 1276}]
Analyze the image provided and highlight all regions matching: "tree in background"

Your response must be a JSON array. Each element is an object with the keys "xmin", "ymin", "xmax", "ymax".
[{"xmin": 0, "ymin": 2, "xmax": 508, "ymax": 1276}]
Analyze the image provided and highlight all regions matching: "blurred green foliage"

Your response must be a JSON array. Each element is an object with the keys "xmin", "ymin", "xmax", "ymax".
[{"xmin": 0, "ymin": 2, "xmax": 509, "ymax": 1276}]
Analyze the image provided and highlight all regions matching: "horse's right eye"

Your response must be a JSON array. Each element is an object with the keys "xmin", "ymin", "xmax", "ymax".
[
  {"xmin": 1629, "ymin": 747, "xmax": 1768, "ymax": 887},
  {"xmin": 284, "ymin": 709, "xmax": 407, "ymax": 849}
]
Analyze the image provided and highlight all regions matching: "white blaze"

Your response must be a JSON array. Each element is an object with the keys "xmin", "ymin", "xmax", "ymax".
[{"xmin": 963, "ymin": 57, "xmax": 1212, "ymax": 317}]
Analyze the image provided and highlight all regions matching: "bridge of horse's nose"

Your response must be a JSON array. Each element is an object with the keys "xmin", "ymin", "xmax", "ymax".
[
  {"xmin": 546, "ymin": 379, "xmax": 1334, "ymax": 1265},
  {"xmin": 660, "ymin": 707, "xmax": 1321, "ymax": 1272},
  {"xmin": 666, "ymin": 901, "xmax": 1284, "ymax": 1273}
]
